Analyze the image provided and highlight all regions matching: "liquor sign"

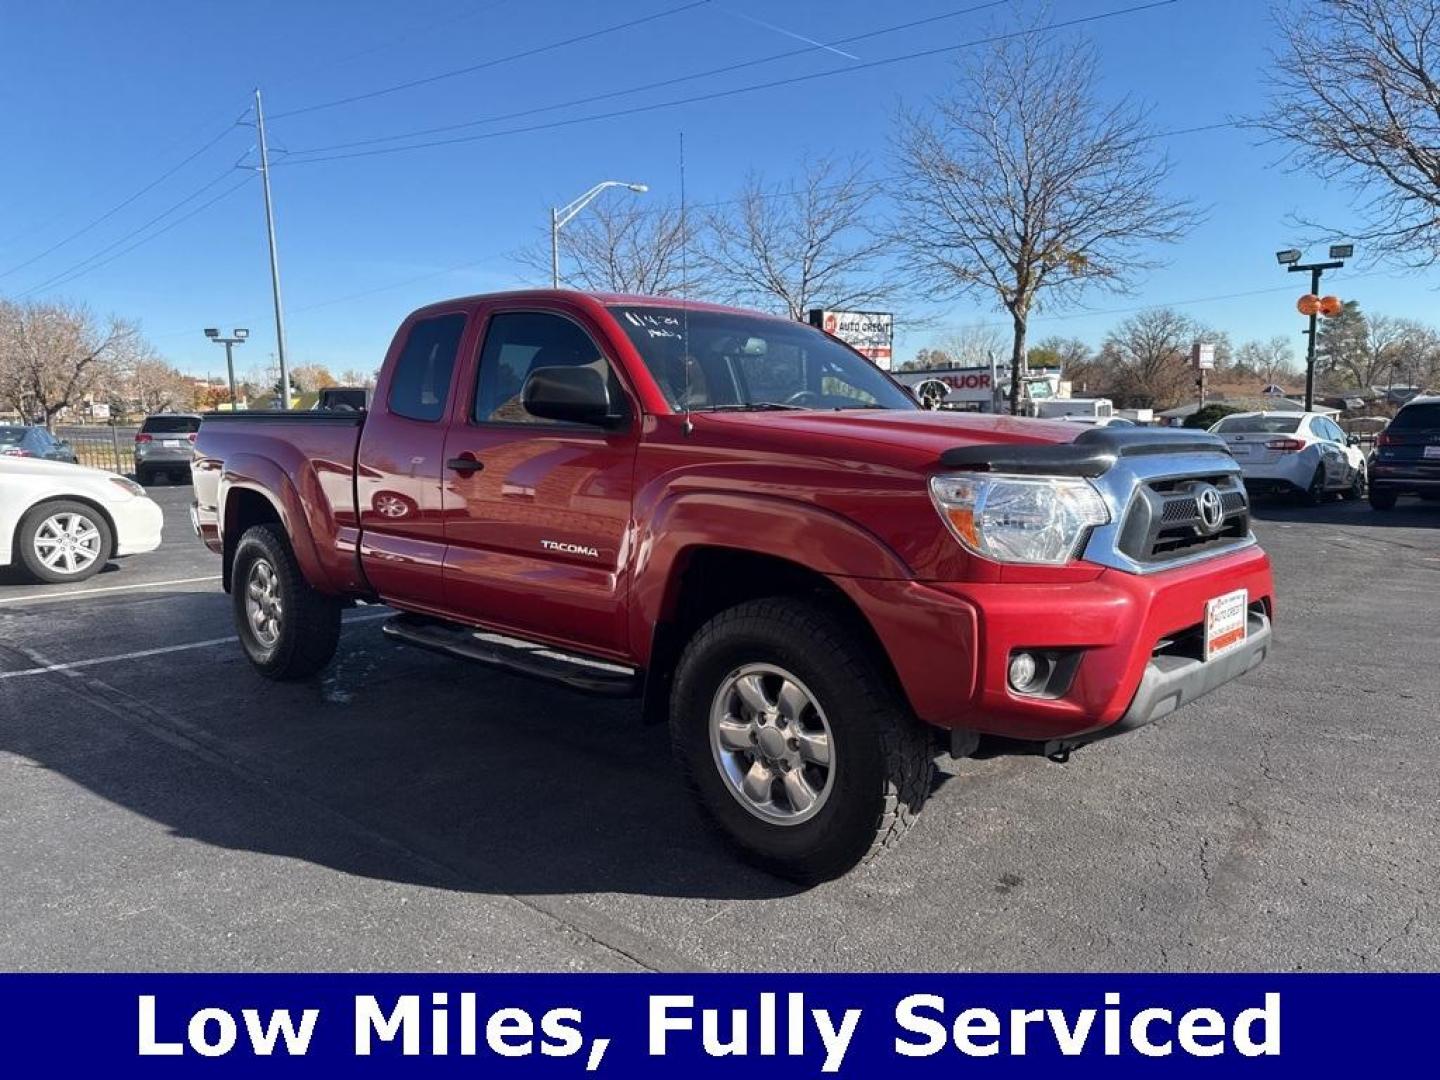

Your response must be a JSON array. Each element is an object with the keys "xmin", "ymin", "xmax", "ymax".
[
  {"xmin": 892, "ymin": 365, "xmax": 995, "ymax": 406},
  {"xmin": 808, "ymin": 309, "xmax": 894, "ymax": 370}
]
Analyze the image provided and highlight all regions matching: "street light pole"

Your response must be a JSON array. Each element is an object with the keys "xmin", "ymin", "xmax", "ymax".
[
  {"xmin": 1276, "ymin": 245, "xmax": 1350, "ymax": 412},
  {"xmin": 1288, "ymin": 260, "xmax": 1343, "ymax": 412},
  {"xmin": 549, "ymin": 180, "xmax": 648, "ymax": 288},
  {"xmin": 204, "ymin": 328, "xmax": 250, "ymax": 409}
]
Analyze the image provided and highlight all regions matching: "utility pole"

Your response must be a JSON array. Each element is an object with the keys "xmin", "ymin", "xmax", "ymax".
[{"xmin": 255, "ymin": 89, "xmax": 291, "ymax": 410}]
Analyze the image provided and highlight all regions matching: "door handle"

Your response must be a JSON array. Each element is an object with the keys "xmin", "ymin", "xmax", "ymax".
[{"xmin": 446, "ymin": 456, "xmax": 484, "ymax": 474}]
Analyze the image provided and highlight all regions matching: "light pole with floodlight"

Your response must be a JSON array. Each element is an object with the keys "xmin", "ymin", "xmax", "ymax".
[
  {"xmin": 550, "ymin": 180, "xmax": 648, "ymax": 288},
  {"xmin": 1276, "ymin": 244, "xmax": 1352, "ymax": 411},
  {"xmin": 204, "ymin": 328, "xmax": 250, "ymax": 409}
]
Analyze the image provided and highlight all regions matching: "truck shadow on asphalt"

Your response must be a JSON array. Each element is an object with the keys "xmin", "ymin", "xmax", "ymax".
[{"xmin": 0, "ymin": 596, "xmax": 833, "ymax": 900}]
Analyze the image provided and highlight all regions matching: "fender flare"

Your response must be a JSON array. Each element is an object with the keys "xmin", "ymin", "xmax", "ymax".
[
  {"xmin": 219, "ymin": 453, "xmax": 334, "ymax": 594},
  {"xmin": 628, "ymin": 489, "xmax": 913, "ymax": 665}
]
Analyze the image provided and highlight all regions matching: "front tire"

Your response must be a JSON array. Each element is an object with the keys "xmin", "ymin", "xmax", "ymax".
[
  {"xmin": 16, "ymin": 499, "xmax": 112, "ymax": 583},
  {"xmin": 669, "ymin": 597, "xmax": 932, "ymax": 883},
  {"xmin": 230, "ymin": 524, "xmax": 341, "ymax": 680}
]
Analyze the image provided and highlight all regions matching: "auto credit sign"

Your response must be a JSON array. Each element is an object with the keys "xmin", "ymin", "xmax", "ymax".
[{"xmin": 808, "ymin": 309, "xmax": 894, "ymax": 370}]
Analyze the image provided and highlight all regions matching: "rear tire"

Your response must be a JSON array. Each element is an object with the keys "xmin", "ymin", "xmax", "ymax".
[
  {"xmin": 136, "ymin": 467, "xmax": 154, "ymax": 487},
  {"xmin": 1342, "ymin": 464, "xmax": 1366, "ymax": 501},
  {"xmin": 669, "ymin": 597, "xmax": 932, "ymax": 883},
  {"xmin": 1369, "ymin": 488, "xmax": 1398, "ymax": 511},
  {"xmin": 230, "ymin": 523, "xmax": 341, "ymax": 680},
  {"xmin": 16, "ymin": 499, "xmax": 112, "ymax": 583},
  {"xmin": 1301, "ymin": 464, "xmax": 1326, "ymax": 506}
]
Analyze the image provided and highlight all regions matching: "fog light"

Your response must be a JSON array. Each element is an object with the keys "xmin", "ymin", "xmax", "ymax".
[{"xmin": 1008, "ymin": 651, "xmax": 1040, "ymax": 692}]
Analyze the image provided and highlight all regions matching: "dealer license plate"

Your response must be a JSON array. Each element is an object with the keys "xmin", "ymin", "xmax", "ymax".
[
  {"xmin": 1423, "ymin": 445, "xmax": 1440, "ymax": 459},
  {"xmin": 163, "ymin": 439, "xmax": 183, "ymax": 448},
  {"xmin": 1204, "ymin": 588, "xmax": 1248, "ymax": 661}
]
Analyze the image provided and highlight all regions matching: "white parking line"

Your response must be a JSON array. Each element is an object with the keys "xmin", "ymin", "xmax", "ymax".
[
  {"xmin": 0, "ymin": 611, "xmax": 391, "ymax": 681},
  {"xmin": 0, "ymin": 575, "xmax": 222, "ymax": 606}
]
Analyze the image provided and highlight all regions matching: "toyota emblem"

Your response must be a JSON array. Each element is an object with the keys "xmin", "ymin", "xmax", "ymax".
[{"xmin": 1195, "ymin": 484, "xmax": 1225, "ymax": 533}]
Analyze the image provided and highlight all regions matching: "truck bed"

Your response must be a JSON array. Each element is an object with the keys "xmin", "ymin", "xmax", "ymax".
[{"xmin": 192, "ymin": 411, "xmax": 368, "ymax": 595}]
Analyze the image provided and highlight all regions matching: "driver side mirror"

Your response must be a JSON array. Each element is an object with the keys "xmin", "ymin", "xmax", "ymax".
[
  {"xmin": 522, "ymin": 365, "xmax": 627, "ymax": 428},
  {"xmin": 1346, "ymin": 433, "xmax": 1361, "ymax": 447}
]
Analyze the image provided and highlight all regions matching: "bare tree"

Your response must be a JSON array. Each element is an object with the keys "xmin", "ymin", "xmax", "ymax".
[
  {"xmin": 703, "ymin": 156, "xmax": 893, "ymax": 320},
  {"xmin": 939, "ymin": 322, "xmax": 1010, "ymax": 366},
  {"xmin": 1099, "ymin": 307, "xmax": 1196, "ymax": 409},
  {"xmin": 0, "ymin": 300, "xmax": 148, "ymax": 427},
  {"xmin": 124, "ymin": 356, "xmax": 192, "ymax": 415},
  {"xmin": 1235, "ymin": 336, "xmax": 1300, "ymax": 384},
  {"xmin": 1029, "ymin": 335, "xmax": 1106, "ymax": 394},
  {"xmin": 1258, "ymin": 0, "xmax": 1440, "ymax": 265},
  {"xmin": 530, "ymin": 197, "xmax": 697, "ymax": 296},
  {"xmin": 891, "ymin": 20, "xmax": 1196, "ymax": 412}
]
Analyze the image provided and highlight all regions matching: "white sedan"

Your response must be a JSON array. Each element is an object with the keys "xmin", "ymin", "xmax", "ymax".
[
  {"xmin": 0, "ymin": 456, "xmax": 163, "ymax": 583},
  {"xmin": 1208, "ymin": 411, "xmax": 1368, "ymax": 503}
]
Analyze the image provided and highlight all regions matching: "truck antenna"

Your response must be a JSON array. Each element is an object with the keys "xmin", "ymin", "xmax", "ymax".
[{"xmin": 679, "ymin": 130, "xmax": 693, "ymax": 437}]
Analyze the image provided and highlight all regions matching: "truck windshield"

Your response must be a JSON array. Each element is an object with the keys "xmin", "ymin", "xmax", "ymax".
[{"xmin": 608, "ymin": 306, "xmax": 916, "ymax": 412}]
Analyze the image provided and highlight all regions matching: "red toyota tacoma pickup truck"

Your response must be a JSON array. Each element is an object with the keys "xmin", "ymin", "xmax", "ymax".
[{"xmin": 192, "ymin": 290, "xmax": 1274, "ymax": 881}]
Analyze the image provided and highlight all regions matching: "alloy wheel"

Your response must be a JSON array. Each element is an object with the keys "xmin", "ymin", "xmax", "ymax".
[
  {"xmin": 244, "ymin": 558, "xmax": 284, "ymax": 648},
  {"xmin": 31, "ymin": 512, "xmax": 102, "ymax": 576},
  {"xmin": 709, "ymin": 663, "xmax": 835, "ymax": 825}
]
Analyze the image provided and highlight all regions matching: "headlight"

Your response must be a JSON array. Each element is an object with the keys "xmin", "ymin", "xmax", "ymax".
[
  {"xmin": 108, "ymin": 475, "xmax": 145, "ymax": 497},
  {"xmin": 929, "ymin": 473, "xmax": 1110, "ymax": 565}
]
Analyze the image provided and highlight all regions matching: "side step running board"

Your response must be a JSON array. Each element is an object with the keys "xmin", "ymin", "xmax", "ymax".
[{"xmin": 382, "ymin": 613, "xmax": 641, "ymax": 697}]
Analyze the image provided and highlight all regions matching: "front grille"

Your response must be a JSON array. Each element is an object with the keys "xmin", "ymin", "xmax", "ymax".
[{"xmin": 1117, "ymin": 474, "xmax": 1250, "ymax": 565}]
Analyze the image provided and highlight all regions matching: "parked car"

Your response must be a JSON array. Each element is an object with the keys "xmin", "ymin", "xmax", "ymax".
[
  {"xmin": 1369, "ymin": 395, "xmax": 1440, "ymax": 510},
  {"xmin": 0, "ymin": 424, "xmax": 78, "ymax": 463},
  {"xmin": 135, "ymin": 413, "xmax": 202, "ymax": 485},
  {"xmin": 0, "ymin": 456, "xmax": 163, "ymax": 582},
  {"xmin": 192, "ymin": 290, "xmax": 1274, "ymax": 881},
  {"xmin": 1208, "ymin": 411, "xmax": 1367, "ymax": 503}
]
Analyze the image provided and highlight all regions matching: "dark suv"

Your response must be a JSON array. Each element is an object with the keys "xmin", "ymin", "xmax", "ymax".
[{"xmin": 1371, "ymin": 395, "xmax": 1440, "ymax": 510}]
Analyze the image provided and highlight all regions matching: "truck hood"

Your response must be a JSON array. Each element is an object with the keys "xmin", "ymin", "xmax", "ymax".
[{"xmin": 696, "ymin": 409, "xmax": 1084, "ymax": 470}]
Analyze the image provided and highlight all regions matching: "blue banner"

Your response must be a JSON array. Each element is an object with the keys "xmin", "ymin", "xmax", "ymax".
[{"xmin": 0, "ymin": 974, "xmax": 1431, "ymax": 1075}]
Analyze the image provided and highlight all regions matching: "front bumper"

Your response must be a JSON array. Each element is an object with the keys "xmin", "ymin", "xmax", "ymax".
[
  {"xmin": 841, "ymin": 545, "xmax": 1276, "ymax": 743},
  {"xmin": 1051, "ymin": 607, "xmax": 1272, "ymax": 752},
  {"xmin": 113, "ymin": 496, "xmax": 164, "ymax": 556}
]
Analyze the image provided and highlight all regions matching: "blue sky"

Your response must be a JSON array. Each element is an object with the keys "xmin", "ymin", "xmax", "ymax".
[{"xmin": 1, "ymin": 0, "xmax": 1434, "ymax": 379}]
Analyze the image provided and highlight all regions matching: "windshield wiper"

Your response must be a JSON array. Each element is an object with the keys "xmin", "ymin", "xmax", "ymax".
[{"xmin": 699, "ymin": 402, "xmax": 808, "ymax": 412}]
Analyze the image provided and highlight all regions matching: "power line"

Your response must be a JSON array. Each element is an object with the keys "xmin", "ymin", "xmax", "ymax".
[
  {"xmin": 18, "ymin": 174, "xmax": 254, "ymax": 298},
  {"xmin": 280, "ymin": 0, "xmax": 1011, "ymax": 156},
  {"xmin": 932, "ymin": 269, "xmax": 1396, "ymax": 334},
  {"xmin": 0, "ymin": 110, "xmax": 248, "ymax": 282},
  {"xmin": 275, "ymin": 0, "xmax": 1183, "ymax": 166},
  {"xmin": 269, "ymin": 0, "xmax": 715, "ymax": 120}
]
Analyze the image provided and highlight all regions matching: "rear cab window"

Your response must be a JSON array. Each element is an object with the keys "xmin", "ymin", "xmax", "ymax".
[
  {"xmin": 141, "ymin": 415, "xmax": 201, "ymax": 434},
  {"xmin": 388, "ymin": 314, "xmax": 467, "ymax": 422}
]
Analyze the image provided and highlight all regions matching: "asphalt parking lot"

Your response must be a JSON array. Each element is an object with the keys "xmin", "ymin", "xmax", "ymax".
[{"xmin": 1, "ymin": 483, "xmax": 1436, "ymax": 972}]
